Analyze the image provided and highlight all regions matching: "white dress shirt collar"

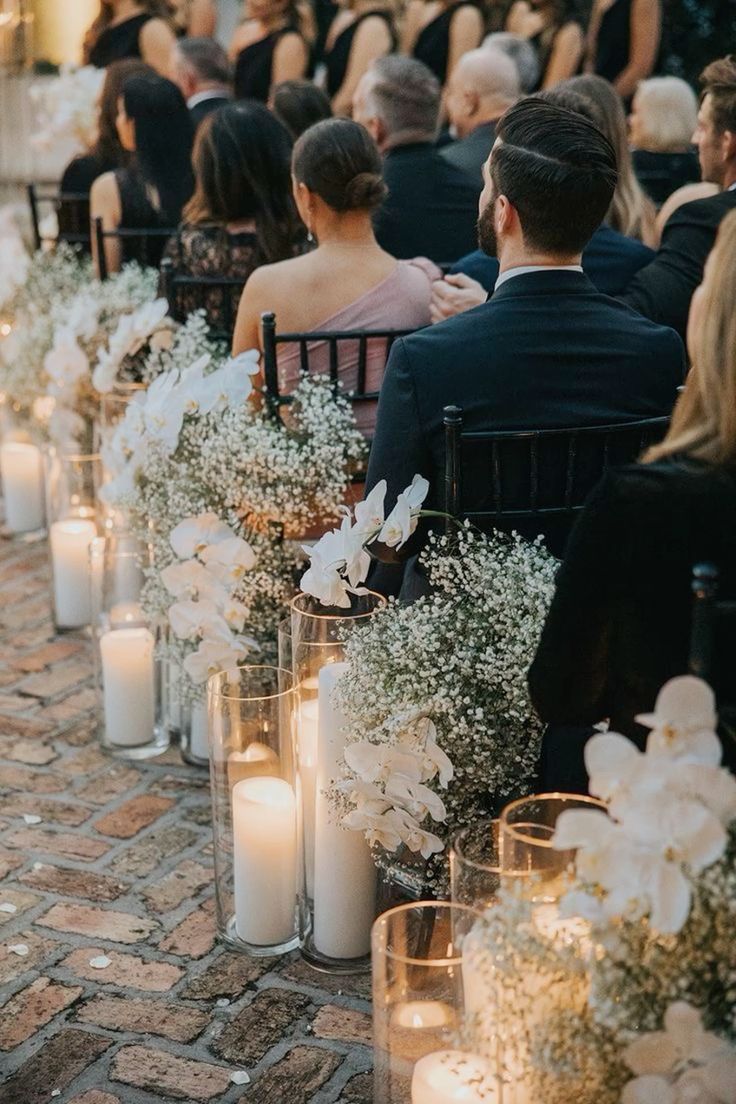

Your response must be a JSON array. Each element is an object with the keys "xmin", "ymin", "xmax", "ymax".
[
  {"xmin": 187, "ymin": 88, "xmax": 230, "ymax": 110},
  {"xmin": 494, "ymin": 263, "xmax": 584, "ymax": 291}
]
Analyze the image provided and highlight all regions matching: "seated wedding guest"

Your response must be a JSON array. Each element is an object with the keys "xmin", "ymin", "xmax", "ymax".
[
  {"xmin": 91, "ymin": 74, "xmax": 194, "ymax": 276},
  {"xmin": 171, "ymin": 37, "xmax": 232, "ymax": 130},
  {"xmin": 170, "ymin": 0, "xmax": 217, "ymax": 37},
  {"xmin": 482, "ymin": 31, "xmax": 540, "ymax": 93},
  {"xmin": 567, "ymin": 74, "xmax": 657, "ymax": 245},
  {"xmin": 401, "ymin": 0, "xmax": 485, "ymax": 87},
  {"xmin": 353, "ymin": 56, "xmax": 480, "ymax": 263},
  {"xmin": 365, "ymin": 96, "xmax": 684, "ymax": 592},
  {"xmin": 629, "ymin": 77, "xmax": 700, "ymax": 206},
  {"xmin": 271, "ymin": 79, "xmax": 332, "ymax": 137},
  {"xmin": 504, "ymin": 0, "xmax": 585, "ymax": 89},
  {"xmin": 323, "ymin": 0, "xmax": 395, "ymax": 117},
  {"xmin": 529, "ymin": 210, "xmax": 736, "ymax": 790},
  {"xmin": 84, "ymin": 0, "xmax": 176, "ymax": 74},
  {"xmin": 229, "ymin": 0, "xmax": 310, "ymax": 103},
  {"xmin": 440, "ymin": 48, "xmax": 520, "ymax": 184},
  {"xmin": 433, "ymin": 83, "xmax": 654, "ymax": 314},
  {"xmin": 232, "ymin": 118, "xmax": 439, "ymax": 434},
  {"xmin": 61, "ymin": 58, "xmax": 154, "ymax": 200},
  {"xmin": 586, "ymin": 0, "xmax": 660, "ymax": 102},
  {"xmin": 161, "ymin": 101, "xmax": 304, "ymax": 331},
  {"xmin": 622, "ymin": 56, "xmax": 736, "ymax": 339},
  {"xmin": 655, "ymin": 181, "xmax": 721, "ymax": 244}
]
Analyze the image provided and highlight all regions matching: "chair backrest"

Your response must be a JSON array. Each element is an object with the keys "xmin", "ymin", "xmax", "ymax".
[
  {"xmin": 260, "ymin": 309, "xmax": 417, "ymax": 417},
  {"xmin": 27, "ymin": 183, "xmax": 91, "ymax": 251},
  {"xmin": 159, "ymin": 255, "xmax": 246, "ymax": 343},
  {"xmin": 443, "ymin": 406, "xmax": 670, "ymax": 550},
  {"xmin": 94, "ymin": 217, "xmax": 176, "ymax": 280},
  {"xmin": 689, "ymin": 563, "xmax": 736, "ymax": 725}
]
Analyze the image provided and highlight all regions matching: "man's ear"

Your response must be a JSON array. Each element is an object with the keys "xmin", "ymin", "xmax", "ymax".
[
  {"xmin": 722, "ymin": 128, "xmax": 736, "ymax": 163},
  {"xmin": 496, "ymin": 193, "xmax": 515, "ymax": 236}
]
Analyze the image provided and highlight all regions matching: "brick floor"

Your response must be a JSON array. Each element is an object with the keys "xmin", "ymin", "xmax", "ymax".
[{"xmin": 0, "ymin": 536, "xmax": 372, "ymax": 1103}]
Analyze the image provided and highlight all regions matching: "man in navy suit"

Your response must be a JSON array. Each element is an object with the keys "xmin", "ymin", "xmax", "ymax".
[
  {"xmin": 172, "ymin": 38, "xmax": 232, "ymax": 132},
  {"xmin": 365, "ymin": 96, "xmax": 685, "ymax": 589}
]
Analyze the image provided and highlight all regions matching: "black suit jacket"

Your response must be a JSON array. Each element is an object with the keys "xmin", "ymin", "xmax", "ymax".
[
  {"xmin": 439, "ymin": 120, "xmax": 497, "ymax": 185},
  {"xmin": 189, "ymin": 94, "xmax": 231, "ymax": 131},
  {"xmin": 452, "ymin": 224, "xmax": 654, "ymax": 297},
  {"xmin": 374, "ymin": 142, "xmax": 480, "ymax": 265},
  {"xmin": 621, "ymin": 188, "xmax": 736, "ymax": 338},
  {"xmin": 529, "ymin": 457, "xmax": 736, "ymax": 791},
  {"xmin": 365, "ymin": 271, "xmax": 685, "ymax": 588}
]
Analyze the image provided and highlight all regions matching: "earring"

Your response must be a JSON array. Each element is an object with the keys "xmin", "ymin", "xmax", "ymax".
[{"xmin": 307, "ymin": 229, "xmax": 314, "ymax": 244}]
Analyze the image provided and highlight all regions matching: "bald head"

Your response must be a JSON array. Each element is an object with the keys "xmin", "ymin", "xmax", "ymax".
[{"xmin": 446, "ymin": 48, "xmax": 520, "ymax": 137}]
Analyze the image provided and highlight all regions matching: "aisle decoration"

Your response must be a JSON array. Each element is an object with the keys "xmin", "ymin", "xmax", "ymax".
[
  {"xmin": 465, "ymin": 676, "xmax": 736, "ymax": 1104},
  {"xmin": 299, "ymin": 512, "xmax": 557, "ymax": 892}
]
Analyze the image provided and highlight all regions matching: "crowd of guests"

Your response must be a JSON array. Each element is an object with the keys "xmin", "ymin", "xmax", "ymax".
[{"xmin": 57, "ymin": 2, "xmax": 736, "ymax": 787}]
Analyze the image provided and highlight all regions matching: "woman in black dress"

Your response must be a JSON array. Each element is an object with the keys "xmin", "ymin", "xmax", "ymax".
[
  {"xmin": 160, "ymin": 101, "xmax": 305, "ymax": 333},
  {"xmin": 83, "ymin": 0, "xmax": 176, "ymax": 74},
  {"xmin": 586, "ymin": 0, "xmax": 660, "ymax": 102},
  {"xmin": 505, "ymin": 0, "xmax": 585, "ymax": 89},
  {"xmin": 529, "ymin": 209, "xmax": 736, "ymax": 789},
  {"xmin": 323, "ymin": 0, "xmax": 394, "ymax": 116},
  {"xmin": 402, "ymin": 0, "xmax": 485, "ymax": 87},
  {"xmin": 229, "ymin": 0, "xmax": 310, "ymax": 103},
  {"xmin": 90, "ymin": 74, "xmax": 194, "ymax": 276}
]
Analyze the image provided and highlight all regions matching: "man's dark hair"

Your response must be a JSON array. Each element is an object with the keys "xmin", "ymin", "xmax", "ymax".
[
  {"xmin": 701, "ymin": 55, "xmax": 736, "ymax": 134},
  {"xmin": 491, "ymin": 96, "xmax": 618, "ymax": 254},
  {"xmin": 178, "ymin": 36, "xmax": 232, "ymax": 86}
]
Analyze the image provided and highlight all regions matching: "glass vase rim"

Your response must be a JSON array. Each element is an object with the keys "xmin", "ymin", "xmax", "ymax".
[
  {"xmin": 45, "ymin": 446, "xmax": 102, "ymax": 463},
  {"xmin": 451, "ymin": 818, "xmax": 500, "ymax": 874},
  {"xmin": 500, "ymin": 791, "xmax": 607, "ymax": 849},
  {"xmin": 206, "ymin": 664, "xmax": 294, "ymax": 702},
  {"xmin": 290, "ymin": 589, "xmax": 387, "ymax": 621},
  {"xmin": 372, "ymin": 900, "xmax": 482, "ymax": 966}
]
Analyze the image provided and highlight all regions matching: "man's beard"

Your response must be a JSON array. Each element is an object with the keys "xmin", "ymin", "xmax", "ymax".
[{"xmin": 477, "ymin": 199, "xmax": 497, "ymax": 257}]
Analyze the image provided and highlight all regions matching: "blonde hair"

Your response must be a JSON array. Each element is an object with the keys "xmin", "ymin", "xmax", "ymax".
[
  {"xmin": 633, "ymin": 77, "xmax": 698, "ymax": 153},
  {"xmin": 645, "ymin": 210, "xmax": 736, "ymax": 467}
]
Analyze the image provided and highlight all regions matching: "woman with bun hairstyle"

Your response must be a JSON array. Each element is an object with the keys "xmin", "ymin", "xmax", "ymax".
[{"xmin": 233, "ymin": 117, "xmax": 439, "ymax": 433}]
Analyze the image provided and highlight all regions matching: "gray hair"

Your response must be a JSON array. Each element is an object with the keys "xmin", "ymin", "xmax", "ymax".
[
  {"xmin": 176, "ymin": 36, "xmax": 232, "ymax": 86},
  {"xmin": 483, "ymin": 32, "xmax": 540, "ymax": 94},
  {"xmin": 365, "ymin": 56, "xmax": 440, "ymax": 141}
]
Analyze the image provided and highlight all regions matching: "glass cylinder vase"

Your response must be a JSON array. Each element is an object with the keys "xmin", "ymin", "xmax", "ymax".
[
  {"xmin": 290, "ymin": 590, "xmax": 385, "ymax": 973},
  {"xmin": 208, "ymin": 665, "xmax": 300, "ymax": 956},
  {"xmin": 96, "ymin": 383, "xmax": 146, "ymax": 532},
  {"xmin": 44, "ymin": 448, "xmax": 102, "ymax": 631},
  {"xmin": 90, "ymin": 535, "xmax": 169, "ymax": 760},
  {"xmin": 179, "ymin": 693, "xmax": 210, "ymax": 768},
  {"xmin": 372, "ymin": 901, "xmax": 495, "ymax": 1104},
  {"xmin": 0, "ymin": 436, "xmax": 46, "ymax": 538}
]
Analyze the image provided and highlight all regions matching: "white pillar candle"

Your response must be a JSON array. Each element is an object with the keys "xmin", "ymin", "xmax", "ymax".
[
  {"xmin": 49, "ymin": 518, "xmax": 97, "ymax": 627},
  {"xmin": 189, "ymin": 698, "xmax": 209, "ymax": 760},
  {"xmin": 0, "ymin": 441, "xmax": 45, "ymax": 533},
  {"xmin": 313, "ymin": 661, "xmax": 376, "ymax": 960},
  {"xmin": 109, "ymin": 601, "xmax": 144, "ymax": 628},
  {"xmin": 297, "ymin": 696, "xmax": 318, "ymax": 897},
  {"xmin": 412, "ymin": 1050, "xmax": 496, "ymax": 1104},
  {"xmin": 228, "ymin": 741, "xmax": 280, "ymax": 788},
  {"xmin": 393, "ymin": 1002, "xmax": 455, "ymax": 1030},
  {"xmin": 100, "ymin": 627, "xmax": 156, "ymax": 747},
  {"xmin": 232, "ymin": 776, "xmax": 297, "ymax": 946}
]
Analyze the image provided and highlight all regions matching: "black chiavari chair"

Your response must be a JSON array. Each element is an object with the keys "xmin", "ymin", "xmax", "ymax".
[
  {"xmin": 159, "ymin": 256, "xmax": 246, "ymax": 344},
  {"xmin": 27, "ymin": 182, "xmax": 91, "ymax": 251},
  {"xmin": 93, "ymin": 217, "xmax": 177, "ymax": 280}
]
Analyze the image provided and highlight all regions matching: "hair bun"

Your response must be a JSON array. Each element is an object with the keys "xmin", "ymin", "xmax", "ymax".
[{"xmin": 343, "ymin": 171, "xmax": 388, "ymax": 211}]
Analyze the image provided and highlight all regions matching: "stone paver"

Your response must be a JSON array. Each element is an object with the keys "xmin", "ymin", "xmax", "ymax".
[{"xmin": 0, "ymin": 533, "xmax": 372, "ymax": 1101}]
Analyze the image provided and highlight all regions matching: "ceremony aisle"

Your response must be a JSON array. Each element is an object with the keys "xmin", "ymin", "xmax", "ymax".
[{"xmin": 0, "ymin": 533, "xmax": 373, "ymax": 1103}]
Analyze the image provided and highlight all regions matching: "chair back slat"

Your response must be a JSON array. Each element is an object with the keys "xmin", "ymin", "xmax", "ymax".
[
  {"xmin": 94, "ymin": 219, "xmax": 177, "ymax": 280},
  {"xmin": 564, "ymin": 433, "xmax": 577, "ymax": 509},
  {"xmin": 443, "ymin": 406, "xmax": 462, "ymax": 533},
  {"xmin": 27, "ymin": 183, "xmax": 92, "ymax": 251},
  {"xmin": 161, "ymin": 259, "xmax": 248, "ymax": 342},
  {"xmin": 690, "ymin": 562, "xmax": 719, "ymax": 681}
]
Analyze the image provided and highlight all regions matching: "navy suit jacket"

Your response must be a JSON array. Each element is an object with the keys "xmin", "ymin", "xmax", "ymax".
[
  {"xmin": 365, "ymin": 270, "xmax": 685, "ymax": 589},
  {"xmin": 452, "ymin": 225, "xmax": 654, "ymax": 296}
]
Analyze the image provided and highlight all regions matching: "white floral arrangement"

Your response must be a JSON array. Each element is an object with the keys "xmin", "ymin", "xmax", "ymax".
[
  {"xmin": 468, "ymin": 676, "xmax": 736, "ymax": 1104},
  {"xmin": 104, "ymin": 357, "xmax": 367, "ymax": 695},
  {"xmin": 301, "ymin": 521, "xmax": 557, "ymax": 890},
  {"xmin": 0, "ymin": 206, "xmax": 31, "ymax": 314},
  {"xmin": 30, "ymin": 65, "xmax": 104, "ymax": 155}
]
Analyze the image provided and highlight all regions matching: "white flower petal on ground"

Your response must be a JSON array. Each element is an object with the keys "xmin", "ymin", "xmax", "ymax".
[{"xmin": 170, "ymin": 514, "xmax": 233, "ymax": 560}]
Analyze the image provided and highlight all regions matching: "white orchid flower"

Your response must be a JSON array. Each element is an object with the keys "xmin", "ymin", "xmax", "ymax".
[
  {"xmin": 178, "ymin": 354, "xmax": 215, "ymax": 413},
  {"xmin": 44, "ymin": 329, "xmax": 89, "ymax": 389},
  {"xmin": 384, "ymin": 807, "xmax": 445, "ymax": 858},
  {"xmin": 343, "ymin": 741, "xmax": 387, "ymax": 784},
  {"xmin": 222, "ymin": 599, "xmax": 248, "ymax": 632},
  {"xmin": 170, "ymin": 514, "xmax": 232, "ymax": 560},
  {"xmin": 200, "ymin": 537, "xmax": 256, "ymax": 583},
  {"xmin": 342, "ymin": 807, "xmax": 402, "ymax": 851},
  {"xmin": 167, "ymin": 599, "xmax": 227, "ymax": 641},
  {"xmin": 636, "ymin": 677, "xmax": 720, "ymax": 764},
  {"xmin": 160, "ymin": 560, "xmax": 228, "ymax": 605},
  {"xmin": 65, "ymin": 294, "xmax": 99, "ymax": 341},
  {"xmin": 182, "ymin": 352, "xmax": 258, "ymax": 416},
  {"xmin": 300, "ymin": 531, "xmax": 353, "ymax": 608},
  {"xmin": 384, "ymin": 774, "xmax": 447, "ymax": 823},
  {"xmin": 143, "ymin": 369, "xmax": 186, "ymax": 453},
  {"xmin": 340, "ymin": 516, "xmax": 372, "ymax": 590},
  {"xmin": 183, "ymin": 639, "xmax": 248, "ymax": 684},
  {"xmin": 378, "ymin": 474, "xmax": 430, "ymax": 549},
  {"xmin": 421, "ymin": 718, "xmax": 454, "ymax": 787},
  {"xmin": 353, "ymin": 480, "xmax": 386, "ymax": 536}
]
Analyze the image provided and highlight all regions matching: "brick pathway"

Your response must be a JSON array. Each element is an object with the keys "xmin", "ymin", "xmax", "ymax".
[{"xmin": 0, "ymin": 536, "xmax": 373, "ymax": 1103}]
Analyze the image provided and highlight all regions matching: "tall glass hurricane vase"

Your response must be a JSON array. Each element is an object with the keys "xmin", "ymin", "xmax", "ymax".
[
  {"xmin": 208, "ymin": 665, "xmax": 300, "ymax": 956},
  {"xmin": 290, "ymin": 590, "xmax": 385, "ymax": 973}
]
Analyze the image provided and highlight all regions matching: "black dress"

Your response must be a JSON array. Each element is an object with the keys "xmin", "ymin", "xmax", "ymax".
[
  {"xmin": 412, "ymin": 2, "xmax": 482, "ymax": 85},
  {"xmin": 234, "ymin": 28, "xmax": 305, "ymax": 102},
  {"xmin": 528, "ymin": 21, "xmax": 582, "ymax": 89},
  {"xmin": 528, "ymin": 457, "xmax": 736, "ymax": 788},
  {"xmin": 594, "ymin": 0, "xmax": 631, "ymax": 84},
  {"xmin": 115, "ymin": 167, "xmax": 173, "ymax": 268},
  {"xmin": 88, "ymin": 13, "xmax": 151, "ymax": 68},
  {"xmin": 632, "ymin": 148, "xmax": 701, "ymax": 207},
  {"xmin": 324, "ymin": 11, "xmax": 395, "ymax": 97}
]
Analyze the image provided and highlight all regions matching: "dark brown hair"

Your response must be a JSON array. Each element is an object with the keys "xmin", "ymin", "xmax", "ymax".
[
  {"xmin": 701, "ymin": 55, "xmax": 736, "ymax": 135},
  {"xmin": 271, "ymin": 80, "xmax": 332, "ymax": 140},
  {"xmin": 92, "ymin": 58, "xmax": 156, "ymax": 166},
  {"xmin": 292, "ymin": 118, "xmax": 386, "ymax": 213}
]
